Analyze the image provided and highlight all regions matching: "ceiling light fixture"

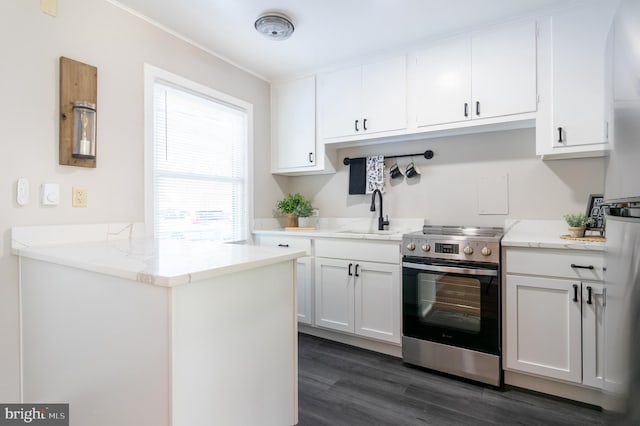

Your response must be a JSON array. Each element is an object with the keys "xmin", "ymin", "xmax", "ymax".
[{"xmin": 254, "ymin": 13, "xmax": 294, "ymax": 41}]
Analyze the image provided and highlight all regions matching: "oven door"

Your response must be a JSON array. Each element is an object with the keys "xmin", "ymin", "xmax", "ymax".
[{"xmin": 402, "ymin": 258, "xmax": 500, "ymax": 355}]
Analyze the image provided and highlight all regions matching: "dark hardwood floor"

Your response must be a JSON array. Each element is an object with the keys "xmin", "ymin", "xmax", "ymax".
[{"xmin": 298, "ymin": 333, "xmax": 605, "ymax": 426}]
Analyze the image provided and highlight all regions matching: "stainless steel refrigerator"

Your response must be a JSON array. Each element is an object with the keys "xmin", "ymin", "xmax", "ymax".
[{"xmin": 603, "ymin": 0, "xmax": 640, "ymax": 420}]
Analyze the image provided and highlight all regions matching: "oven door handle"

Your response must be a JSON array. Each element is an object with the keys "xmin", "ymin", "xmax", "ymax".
[{"xmin": 402, "ymin": 262, "xmax": 498, "ymax": 277}]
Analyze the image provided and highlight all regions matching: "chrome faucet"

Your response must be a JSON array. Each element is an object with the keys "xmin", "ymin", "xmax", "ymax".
[{"xmin": 370, "ymin": 189, "xmax": 390, "ymax": 231}]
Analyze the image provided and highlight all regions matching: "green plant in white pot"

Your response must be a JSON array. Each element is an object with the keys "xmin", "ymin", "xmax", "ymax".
[
  {"xmin": 563, "ymin": 213, "xmax": 592, "ymax": 238},
  {"xmin": 276, "ymin": 193, "xmax": 313, "ymax": 228}
]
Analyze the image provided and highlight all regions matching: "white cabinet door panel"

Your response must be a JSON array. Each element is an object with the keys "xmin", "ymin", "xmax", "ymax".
[
  {"xmin": 273, "ymin": 76, "xmax": 316, "ymax": 169},
  {"xmin": 354, "ymin": 262, "xmax": 400, "ymax": 344},
  {"xmin": 414, "ymin": 36, "xmax": 471, "ymax": 127},
  {"xmin": 319, "ymin": 66, "xmax": 362, "ymax": 139},
  {"xmin": 551, "ymin": 2, "xmax": 616, "ymax": 147},
  {"xmin": 296, "ymin": 257, "xmax": 313, "ymax": 325},
  {"xmin": 506, "ymin": 274, "xmax": 582, "ymax": 383},
  {"xmin": 472, "ymin": 20, "xmax": 537, "ymax": 119},
  {"xmin": 582, "ymin": 282, "xmax": 605, "ymax": 389},
  {"xmin": 314, "ymin": 258, "xmax": 354, "ymax": 333},
  {"xmin": 362, "ymin": 56, "xmax": 407, "ymax": 134}
]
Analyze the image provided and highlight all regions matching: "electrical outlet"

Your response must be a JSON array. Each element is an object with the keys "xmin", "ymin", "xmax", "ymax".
[
  {"xmin": 72, "ymin": 187, "xmax": 87, "ymax": 208},
  {"xmin": 40, "ymin": 0, "xmax": 57, "ymax": 17}
]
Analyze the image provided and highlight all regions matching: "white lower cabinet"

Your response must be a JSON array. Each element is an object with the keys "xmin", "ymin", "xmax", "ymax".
[
  {"xmin": 315, "ymin": 257, "xmax": 400, "ymax": 344},
  {"xmin": 582, "ymin": 282, "xmax": 605, "ymax": 389},
  {"xmin": 314, "ymin": 239, "xmax": 401, "ymax": 345},
  {"xmin": 505, "ymin": 247, "xmax": 605, "ymax": 389},
  {"xmin": 296, "ymin": 256, "xmax": 313, "ymax": 325},
  {"xmin": 255, "ymin": 234, "xmax": 402, "ymax": 345},
  {"xmin": 254, "ymin": 235, "xmax": 313, "ymax": 325}
]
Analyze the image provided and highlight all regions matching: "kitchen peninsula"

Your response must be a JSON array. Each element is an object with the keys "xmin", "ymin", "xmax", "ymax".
[{"xmin": 11, "ymin": 224, "xmax": 304, "ymax": 426}]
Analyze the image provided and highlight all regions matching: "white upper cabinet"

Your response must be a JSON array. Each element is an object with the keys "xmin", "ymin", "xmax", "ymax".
[
  {"xmin": 414, "ymin": 36, "xmax": 472, "ymax": 126},
  {"xmin": 536, "ymin": 1, "xmax": 618, "ymax": 159},
  {"xmin": 319, "ymin": 55, "xmax": 407, "ymax": 140},
  {"xmin": 271, "ymin": 75, "xmax": 334, "ymax": 175},
  {"xmin": 272, "ymin": 75, "xmax": 316, "ymax": 170},
  {"xmin": 361, "ymin": 57, "xmax": 408, "ymax": 134},
  {"xmin": 412, "ymin": 19, "xmax": 537, "ymax": 128},
  {"xmin": 471, "ymin": 19, "xmax": 538, "ymax": 119}
]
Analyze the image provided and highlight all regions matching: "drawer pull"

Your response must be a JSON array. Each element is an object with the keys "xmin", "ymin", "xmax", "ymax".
[
  {"xmin": 348, "ymin": 263, "xmax": 353, "ymax": 276},
  {"xmin": 277, "ymin": 244, "xmax": 289, "ymax": 248},
  {"xmin": 572, "ymin": 284, "xmax": 579, "ymax": 302},
  {"xmin": 571, "ymin": 264, "xmax": 594, "ymax": 270},
  {"xmin": 586, "ymin": 286, "xmax": 593, "ymax": 305},
  {"xmin": 355, "ymin": 264, "xmax": 360, "ymax": 277}
]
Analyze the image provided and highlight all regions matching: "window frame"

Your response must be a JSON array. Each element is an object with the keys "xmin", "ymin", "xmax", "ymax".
[{"xmin": 144, "ymin": 64, "xmax": 254, "ymax": 242}]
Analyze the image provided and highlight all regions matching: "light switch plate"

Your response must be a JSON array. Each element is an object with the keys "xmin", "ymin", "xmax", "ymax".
[{"xmin": 41, "ymin": 183, "xmax": 60, "ymax": 206}]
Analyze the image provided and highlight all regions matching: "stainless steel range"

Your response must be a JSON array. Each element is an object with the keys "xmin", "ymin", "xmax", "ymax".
[{"xmin": 401, "ymin": 225, "xmax": 504, "ymax": 386}]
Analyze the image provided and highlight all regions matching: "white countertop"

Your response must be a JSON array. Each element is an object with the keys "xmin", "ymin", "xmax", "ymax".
[
  {"xmin": 253, "ymin": 228, "xmax": 409, "ymax": 241},
  {"xmin": 502, "ymin": 220, "xmax": 605, "ymax": 252},
  {"xmin": 253, "ymin": 217, "xmax": 423, "ymax": 241},
  {"xmin": 13, "ymin": 239, "xmax": 306, "ymax": 287}
]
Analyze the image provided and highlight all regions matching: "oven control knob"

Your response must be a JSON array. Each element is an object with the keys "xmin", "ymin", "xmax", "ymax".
[
  {"xmin": 481, "ymin": 247, "xmax": 492, "ymax": 256},
  {"xmin": 421, "ymin": 243, "xmax": 431, "ymax": 252},
  {"xmin": 463, "ymin": 245, "xmax": 474, "ymax": 255},
  {"xmin": 406, "ymin": 242, "xmax": 416, "ymax": 251}
]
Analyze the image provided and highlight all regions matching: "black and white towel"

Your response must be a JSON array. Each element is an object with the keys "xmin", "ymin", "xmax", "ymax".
[{"xmin": 366, "ymin": 155, "xmax": 384, "ymax": 194}]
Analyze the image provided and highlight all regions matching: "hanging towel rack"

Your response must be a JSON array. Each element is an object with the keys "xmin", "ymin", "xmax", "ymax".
[{"xmin": 343, "ymin": 149, "xmax": 434, "ymax": 166}]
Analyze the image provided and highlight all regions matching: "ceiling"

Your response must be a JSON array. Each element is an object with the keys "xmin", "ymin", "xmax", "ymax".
[{"xmin": 110, "ymin": 0, "xmax": 578, "ymax": 81}]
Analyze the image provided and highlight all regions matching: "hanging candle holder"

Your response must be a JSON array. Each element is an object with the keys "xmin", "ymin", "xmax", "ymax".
[{"xmin": 72, "ymin": 102, "xmax": 96, "ymax": 159}]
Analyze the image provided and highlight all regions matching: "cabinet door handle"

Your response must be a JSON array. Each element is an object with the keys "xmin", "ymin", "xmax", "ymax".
[
  {"xmin": 355, "ymin": 264, "xmax": 360, "ymax": 277},
  {"xmin": 308, "ymin": 152, "xmax": 313, "ymax": 163},
  {"xmin": 571, "ymin": 264, "xmax": 594, "ymax": 270},
  {"xmin": 277, "ymin": 244, "xmax": 289, "ymax": 248},
  {"xmin": 355, "ymin": 120, "xmax": 359, "ymax": 132},
  {"xmin": 363, "ymin": 118, "xmax": 368, "ymax": 131},
  {"xmin": 586, "ymin": 286, "xmax": 593, "ymax": 305},
  {"xmin": 476, "ymin": 101, "xmax": 480, "ymax": 116},
  {"xmin": 464, "ymin": 103, "xmax": 469, "ymax": 117},
  {"xmin": 348, "ymin": 263, "xmax": 353, "ymax": 276},
  {"xmin": 572, "ymin": 284, "xmax": 579, "ymax": 302},
  {"xmin": 558, "ymin": 127, "xmax": 564, "ymax": 143}
]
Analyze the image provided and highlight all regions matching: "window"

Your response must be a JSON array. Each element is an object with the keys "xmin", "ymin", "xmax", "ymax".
[{"xmin": 145, "ymin": 65, "xmax": 252, "ymax": 242}]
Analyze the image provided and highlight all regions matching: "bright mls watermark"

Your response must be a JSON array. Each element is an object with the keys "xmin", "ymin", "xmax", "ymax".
[{"xmin": 0, "ymin": 404, "xmax": 68, "ymax": 425}]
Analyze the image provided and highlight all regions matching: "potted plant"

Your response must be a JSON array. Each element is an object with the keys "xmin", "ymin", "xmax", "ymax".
[
  {"xmin": 276, "ymin": 193, "xmax": 313, "ymax": 228},
  {"xmin": 563, "ymin": 213, "xmax": 592, "ymax": 238}
]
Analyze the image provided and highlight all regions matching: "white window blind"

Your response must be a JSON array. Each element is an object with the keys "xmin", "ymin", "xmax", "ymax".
[{"xmin": 151, "ymin": 79, "xmax": 248, "ymax": 242}]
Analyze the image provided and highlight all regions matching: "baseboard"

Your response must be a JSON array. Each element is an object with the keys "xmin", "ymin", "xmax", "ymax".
[
  {"xmin": 505, "ymin": 370, "xmax": 603, "ymax": 407},
  {"xmin": 298, "ymin": 324, "xmax": 402, "ymax": 358}
]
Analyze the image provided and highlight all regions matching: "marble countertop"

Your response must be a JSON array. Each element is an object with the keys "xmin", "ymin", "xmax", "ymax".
[
  {"xmin": 502, "ymin": 220, "xmax": 605, "ymax": 252},
  {"xmin": 253, "ymin": 217, "xmax": 423, "ymax": 242},
  {"xmin": 253, "ymin": 228, "xmax": 409, "ymax": 241},
  {"xmin": 13, "ymin": 238, "xmax": 306, "ymax": 287}
]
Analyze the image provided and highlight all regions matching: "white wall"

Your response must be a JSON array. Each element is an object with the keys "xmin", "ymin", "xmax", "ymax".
[
  {"xmin": 290, "ymin": 129, "xmax": 605, "ymax": 226},
  {"xmin": 0, "ymin": 0, "xmax": 286, "ymax": 401}
]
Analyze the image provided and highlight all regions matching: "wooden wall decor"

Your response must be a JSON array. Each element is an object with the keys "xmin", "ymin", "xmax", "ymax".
[{"xmin": 59, "ymin": 57, "xmax": 97, "ymax": 168}]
